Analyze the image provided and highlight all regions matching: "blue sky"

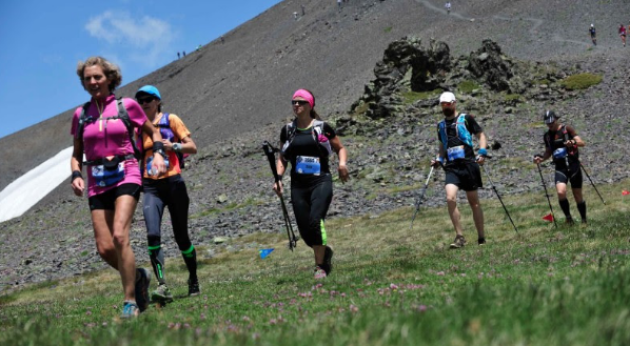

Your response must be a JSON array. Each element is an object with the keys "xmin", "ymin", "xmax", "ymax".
[{"xmin": 0, "ymin": 0, "xmax": 283, "ymax": 139}]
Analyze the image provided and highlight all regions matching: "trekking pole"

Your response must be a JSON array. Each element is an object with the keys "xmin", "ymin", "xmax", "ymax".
[
  {"xmin": 410, "ymin": 166, "xmax": 435, "ymax": 230},
  {"xmin": 262, "ymin": 141, "xmax": 298, "ymax": 251},
  {"xmin": 580, "ymin": 162, "xmax": 606, "ymax": 205},
  {"xmin": 536, "ymin": 161, "xmax": 557, "ymax": 228},
  {"xmin": 481, "ymin": 162, "xmax": 518, "ymax": 233}
]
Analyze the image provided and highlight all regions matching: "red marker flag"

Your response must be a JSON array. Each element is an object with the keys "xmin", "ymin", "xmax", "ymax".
[
  {"xmin": 623, "ymin": 190, "xmax": 630, "ymax": 196},
  {"xmin": 542, "ymin": 213, "xmax": 554, "ymax": 222}
]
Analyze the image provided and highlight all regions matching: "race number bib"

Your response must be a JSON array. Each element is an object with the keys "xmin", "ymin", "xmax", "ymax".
[
  {"xmin": 447, "ymin": 145, "xmax": 465, "ymax": 161},
  {"xmin": 553, "ymin": 148, "xmax": 567, "ymax": 160},
  {"xmin": 92, "ymin": 159, "xmax": 125, "ymax": 187},
  {"xmin": 296, "ymin": 156, "xmax": 321, "ymax": 175}
]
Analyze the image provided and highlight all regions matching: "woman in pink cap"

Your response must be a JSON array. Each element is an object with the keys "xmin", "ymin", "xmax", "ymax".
[
  {"xmin": 273, "ymin": 89, "xmax": 349, "ymax": 279},
  {"xmin": 70, "ymin": 56, "xmax": 167, "ymax": 318}
]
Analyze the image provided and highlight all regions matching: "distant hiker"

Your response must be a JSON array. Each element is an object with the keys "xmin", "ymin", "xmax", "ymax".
[
  {"xmin": 589, "ymin": 24, "xmax": 596, "ymax": 46},
  {"xmin": 430, "ymin": 92, "xmax": 487, "ymax": 248},
  {"xmin": 619, "ymin": 23, "xmax": 626, "ymax": 47},
  {"xmin": 177, "ymin": 51, "xmax": 181, "ymax": 59},
  {"xmin": 196, "ymin": 44, "xmax": 201, "ymax": 51},
  {"xmin": 302, "ymin": 4, "xmax": 306, "ymax": 16},
  {"xmin": 273, "ymin": 89, "xmax": 349, "ymax": 279},
  {"xmin": 135, "ymin": 85, "xmax": 200, "ymax": 303},
  {"xmin": 445, "ymin": 2, "xmax": 451, "ymax": 14},
  {"xmin": 220, "ymin": 36, "xmax": 225, "ymax": 44},
  {"xmin": 183, "ymin": 51, "xmax": 186, "ymax": 56},
  {"xmin": 337, "ymin": 0, "xmax": 342, "ymax": 10},
  {"xmin": 70, "ymin": 56, "xmax": 167, "ymax": 318},
  {"xmin": 294, "ymin": 11, "xmax": 298, "ymax": 20},
  {"xmin": 534, "ymin": 110, "xmax": 587, "ymax": 224}
]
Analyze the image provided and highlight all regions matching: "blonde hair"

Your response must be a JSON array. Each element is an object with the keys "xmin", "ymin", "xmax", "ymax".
[{"xmin": 76, "ymin": 56, "xmax": 122, "ymax": 92}]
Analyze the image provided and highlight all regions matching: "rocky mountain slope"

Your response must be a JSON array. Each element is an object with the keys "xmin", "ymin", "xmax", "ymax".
[{"xmin": 2, "ymin": 0, "xmax": 630, "ymax": 292}]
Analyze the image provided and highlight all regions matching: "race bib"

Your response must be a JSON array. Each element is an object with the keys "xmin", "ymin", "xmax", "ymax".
[
  {"xmin": 296, "ymin": 156, "xmax": 321, "ymax": 175},
  {"xmin": 92, "ymin": 160, "xmax": 125, "ymax": 187},
  {"xmin": 447, "ymin": 146, "xmax": 465, "ymax": 161},
  {"xmin": 146, "ymin": 156, "xmax": 170, "ymax": 175},
  {"xmin": 553, "ymin": 148, "xmax": 567, "ymax": 159}
]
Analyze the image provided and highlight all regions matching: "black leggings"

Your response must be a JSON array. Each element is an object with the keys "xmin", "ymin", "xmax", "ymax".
[
  {"xmin": 142, "ymin": 175, "xmax": 191, "ymax": 250},
  {"xmin": 290, "ymin": 178, "xmax": 333, "ymax": 247}
]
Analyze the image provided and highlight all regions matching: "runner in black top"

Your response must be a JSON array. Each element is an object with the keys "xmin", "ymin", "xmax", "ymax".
[
  {"xmin": 589, "ymin": 24, "xmax": 597, "ymax": 46},
  {"xmin": 430, "ymin": 92, "xmax": 488, "ymax": 249},
  {"xmin": 534, "ymin": 110, "xmax": 587, "ymax": 224},
  {"xmin": 273, "ymin": 89, "xmax": 349, "ymax": 279}
]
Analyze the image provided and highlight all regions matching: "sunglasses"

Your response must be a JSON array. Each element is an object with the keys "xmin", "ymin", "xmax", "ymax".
[
  {"xmin": 136, "ymin": 97, "xmax": 155, "ymax": 105},
  {"xmin": 291, "ymin": 100, "xmax": 310, "ymax": 106}
]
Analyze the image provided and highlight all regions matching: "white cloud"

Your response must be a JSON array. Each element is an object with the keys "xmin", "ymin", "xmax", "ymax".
[{"xmin": 85, "ymin": 11, "xmax": 175, "ymax": 67}]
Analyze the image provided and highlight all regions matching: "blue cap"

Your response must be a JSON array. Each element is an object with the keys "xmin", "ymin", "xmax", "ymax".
[{"xmin": 135, "ymin": 85, "xmax": 161, "ymax": 100}]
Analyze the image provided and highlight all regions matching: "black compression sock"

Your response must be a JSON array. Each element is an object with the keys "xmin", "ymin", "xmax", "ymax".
[
  {"xmin": 559, "ymin": 199, "xmax": 572, "ymax": 220},
  {"xmin": 577, "ymin": 201, "xmax": 587, "ymax": 222},
  {"xmin": 181, "ymin": 245, "xmax": 198, "ymax": 282},
  {"xmin": 149, "ymin": 245, "xmax": 166, "ymax": 285}
]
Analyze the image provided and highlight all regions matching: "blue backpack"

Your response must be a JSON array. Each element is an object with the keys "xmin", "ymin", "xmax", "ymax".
[{"xmin": 155, "ymin": 113, "xmax": 187, "ymax": 169}]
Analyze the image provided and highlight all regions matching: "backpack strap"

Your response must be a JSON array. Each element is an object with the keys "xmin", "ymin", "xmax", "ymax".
[
  {"xmin": 115, "ymin": 98, "xmax": 142, "ymax": 160},
  {"xmin": 157, "ymin": 113, "xmax": 171, "ymax": 128},
  {"xmin": 76, "ymin": 102, "xmax": 93, "ymax": 142}
]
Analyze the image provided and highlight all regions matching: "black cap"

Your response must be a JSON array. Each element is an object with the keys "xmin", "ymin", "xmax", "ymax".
[{"xmin": 543, "ymin": 110, "xmax": 558, "ymax": 124}]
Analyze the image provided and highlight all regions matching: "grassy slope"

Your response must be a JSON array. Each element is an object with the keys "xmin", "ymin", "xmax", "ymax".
[{"xmin": 2, "ymin": 179, "xmax": 630, "ymax": 345}]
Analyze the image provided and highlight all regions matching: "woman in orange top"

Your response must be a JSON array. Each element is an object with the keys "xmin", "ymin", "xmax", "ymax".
[{"xmin": 135, "ymin": 85, "xmax": 200, "ymax": 303}]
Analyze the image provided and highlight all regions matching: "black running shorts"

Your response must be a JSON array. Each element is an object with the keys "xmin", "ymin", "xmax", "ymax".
[
  {"xmin": 444, "ymin": 163, "xmax": 483, "ymax": 191},
  {"xmin": 554, "ymin": 162, "xmax": 583, "ymax": 188},
  {"xmin": 89, "ymin": 183, "xmax": 141, "ymax": 211}
]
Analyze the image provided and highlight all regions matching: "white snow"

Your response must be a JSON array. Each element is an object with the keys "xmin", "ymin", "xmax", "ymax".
[{"xmin": 0, "ymin": 146, "xmax": 75, "ymax": 223}]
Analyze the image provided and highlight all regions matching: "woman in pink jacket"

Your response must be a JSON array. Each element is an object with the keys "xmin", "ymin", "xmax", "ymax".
[{"xmin": 70, "ymin": 56, "xmax": 166, "ymax": 318}]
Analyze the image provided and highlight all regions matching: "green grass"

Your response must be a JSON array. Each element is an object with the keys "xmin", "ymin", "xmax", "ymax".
[
  {"xmin": 561, "ymin": 73, "xmax": 603, "ymax": 90},
  {"xmin": 384, "ymin": 26, "xmax": 392, "ymax": 33},
  {"xmin": 457, "ymin": 80, "xmax": 481, "ymax": 94},
  {"xmin": 400, "ymin": 89, "xmax": 442, "ymax": 104},
  {"xmin": 3, "ymin": 180, "xmax": 630, "ymax": 345}
]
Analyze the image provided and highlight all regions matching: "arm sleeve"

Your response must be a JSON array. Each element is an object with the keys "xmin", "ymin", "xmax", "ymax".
[
  {"xmin": 168, "ymin": 114, "xmax": 192, "ymax": 140},
  {"xmin": 323, "ymin": 122, "xmax": 337, "ymax": 139},
  {"xmin": 279, "ymin": 126, "xmax": 287, "ymax": 143},
  {"xmin": 465, "ymin": 114, "xmax": 483, "ymax": 134},
  {"xmin": 436, "ymin": 125, "xmax": 442, "ymax": 144}
]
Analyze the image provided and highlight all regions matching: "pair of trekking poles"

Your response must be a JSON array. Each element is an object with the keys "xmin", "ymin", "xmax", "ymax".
[
  {"xmin": 410, "ymin": 156, "xmax": 519, "ymax": 233},
  {"xmin": 535, "ymin": 159, "xmax": 606, "ymax": 228},
  {"xmin": 262, "ymin": 141, "xmax": 298, "ymax": 251}
]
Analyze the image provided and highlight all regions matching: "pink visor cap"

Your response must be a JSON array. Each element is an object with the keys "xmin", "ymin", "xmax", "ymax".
[{"xmin": 292, "ymin": 89, "xmax": 315, "ymax": 108}]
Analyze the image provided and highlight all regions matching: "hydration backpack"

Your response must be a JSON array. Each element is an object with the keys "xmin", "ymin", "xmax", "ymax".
[
  {"xmin": 280, "ymin": 119, "xmax": 333, "ymax": 161},
  {"xmin": 438, "ymin": 113, "xmax": 474, "ymax": 152},
  {"xmin": 76, "ymin": 98, "xmax": 141, "ymax": 164},
  {"xmin": 155, "ymin": 113, "xmax": 187, "ymax": 169}
]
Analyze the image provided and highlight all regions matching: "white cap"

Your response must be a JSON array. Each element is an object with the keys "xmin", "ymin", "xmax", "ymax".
[
  {"xmin": 439, "ymin": 92, "xmax": 456, "ymax": 103},
  {"xmin": 591, "ymin": 23, "xmax": 594, "ymax": 27}
]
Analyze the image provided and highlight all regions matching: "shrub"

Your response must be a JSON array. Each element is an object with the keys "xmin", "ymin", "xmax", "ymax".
[{"xmin": 561, "ymin": 73, "xmax": 602, "ymax": 90}]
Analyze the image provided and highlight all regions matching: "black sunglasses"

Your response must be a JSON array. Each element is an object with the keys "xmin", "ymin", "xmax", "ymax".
[
  {"xmin": 291, "ymin": 100, "xmax": 309, "ymax": 106},
  {"xmin": 136, "ymin": 97, "xmax": 155, "ymax": 105}
]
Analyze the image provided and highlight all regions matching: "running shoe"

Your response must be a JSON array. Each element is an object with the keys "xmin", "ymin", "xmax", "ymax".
[
  {"xmin": 121, "ymin": 302, "xmax": 139, "ymax": 318},
  {"xmin": 188, "ymin": 278, "xmax": 200, "ymax": 297},
  {"xmin": 314, "ymin": 266, "xmax": 327, "ymax": 280},
  {"xmin": 151, "ymin": 284, "xmax": 174, "ymax": 303},
  {"xmin": 135, "ymin": 268, "xmax": 151, "ymax": 312},
  {"xmin": 478, "ymin": 237, "xmax": 486, "ymax": 245},
  {"xmin": 449, "ymin": 235, "xmax": 466, "ymax": 249},
  {"xmin": 323, "ymin": 246, "xmax": 334, "ymax": 274}
]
